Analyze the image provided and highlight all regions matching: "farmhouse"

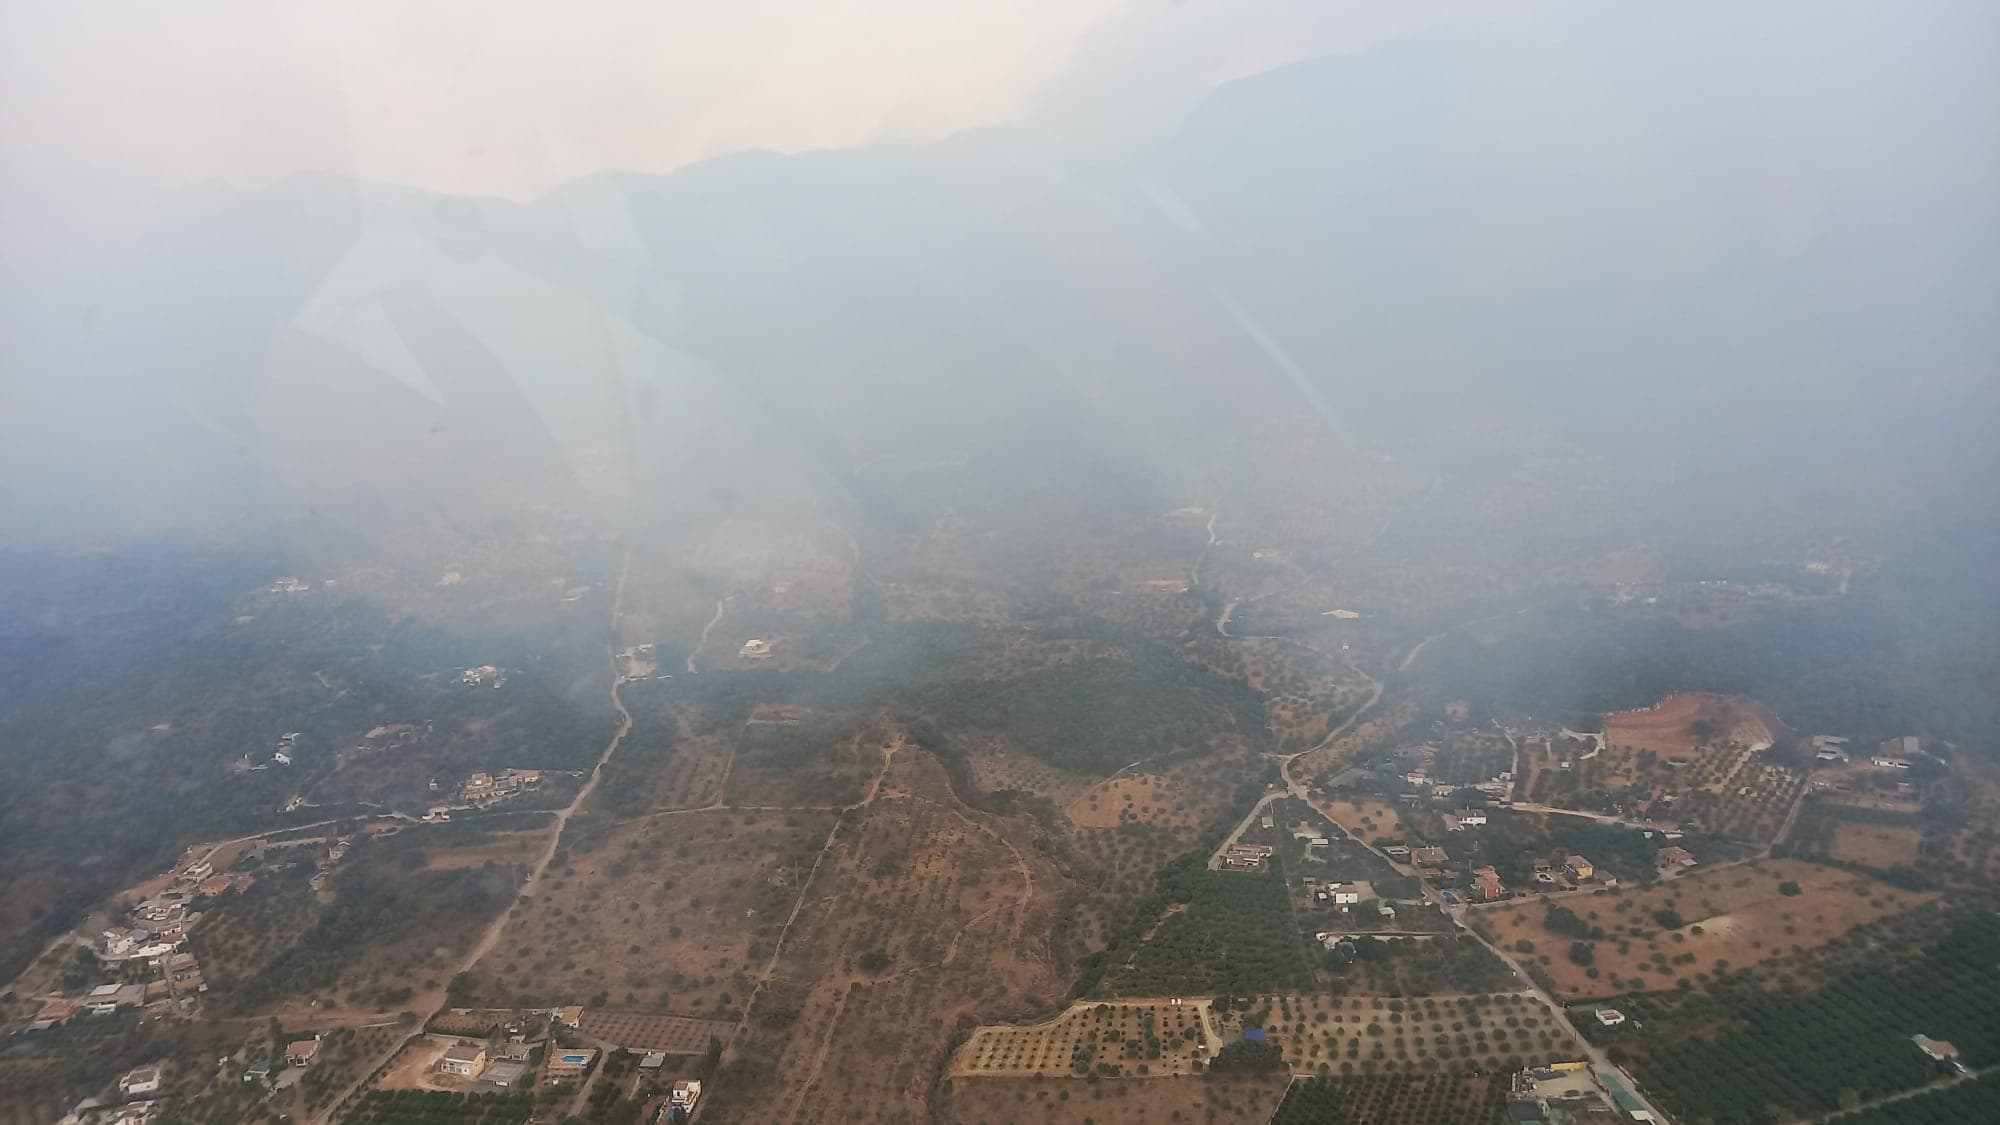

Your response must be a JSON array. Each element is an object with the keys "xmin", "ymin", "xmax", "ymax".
[
  {"xmin": 439, "ymin": 1042, "xmax": 488, "ymax": 1078},
  {"xmin": 286, "ymin": 1037, "xmax": 321, "ymax": 1067},
  {"xmin": 738, "ymin": 638, "xmax": 773, "ymax": 660},
  {"xmin": 1412, "ymin": 846, "xmax": 1449, "ymax": 867},
  {"xmin": 548, "ymin": 1048, "xmax": 597, "ymax": 1079},
  {"xmin": 1563, "ymin": 855, "xmax": 1595, "ymax": 881},
  {"xmin": 118, "ymin": 1064, "xmax": 164, "ymax": 1098},
  {"xmin": 1912, "ymin": 1034, "xmax": 1959, "ymax": 1063},
  {"xmin": 671, "ymin": 1080, "xmax": 703, "ymax": 1112},
  {"xmin": 1594, "ymin": 1009, "xmax": 1626, "ymax": 1027},
  {"xmin": 1473, "ymin": 866, "xmax": 1507, "ymax": 902},
  {"xmin": 1329, "ymin": 883, "xmax": 1362, "ymax": 906},
  {"xmin": 84, "ymin": 983, "xmax": 145, "ymax": 1015},
  {"xmin": 1655, "ymin": 846, "xmax": 1697, "ymax": 872}
]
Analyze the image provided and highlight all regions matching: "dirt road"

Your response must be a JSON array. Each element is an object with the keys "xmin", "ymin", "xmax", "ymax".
[{"xmin": 313, "ymin": 557, "xmax": 637, "ymax": 1124}]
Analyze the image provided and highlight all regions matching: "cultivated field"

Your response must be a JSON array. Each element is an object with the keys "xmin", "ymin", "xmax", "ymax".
[
  {"xmin": 1478, "ymin": 858, "xmax": 1931, "ymax": 998},
  {"xmin": 708, "ymin": 748, "xmax": 1072, "ymax": 1125},
  {"xmin": 955, "ymin": 999, "xmax": 1219, "ymax": 1077},
  {"xmin": 951, "ymin": 1075, "xmax": 1290, "ymax": 1125},
  {"xmin": 1246, "ymin": 992, "xmax": 1580, "ymax": 1074},
  {"xmin": 956, "ymin": 992, "xmax": 1580, "ymax": 1081},
  {"xmin": 578, "ymin": 1008, "xmax": 735, "ymax": 1053}
]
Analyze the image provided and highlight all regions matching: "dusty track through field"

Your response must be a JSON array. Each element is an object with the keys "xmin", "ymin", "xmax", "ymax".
[{"xmin": 313, "ymin": 557, "xmax": 637, "ymax": 1124}]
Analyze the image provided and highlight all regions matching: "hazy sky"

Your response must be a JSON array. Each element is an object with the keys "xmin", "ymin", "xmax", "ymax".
[{"xmin": 0, "ymin": 1, "xmax": 1483, "ymax": 200}]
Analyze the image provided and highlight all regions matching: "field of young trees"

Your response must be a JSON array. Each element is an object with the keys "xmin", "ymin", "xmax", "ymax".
[
  {"xmin": 1270, "ymin": 1073, "xmax": 1509, "ymax": 1124},
  {"xmin": 1624, "ymin": 914, "xmax": 2000, "ymax": 1123},
  {"xmin": 340, "ymin": 1089, "xmax": 538, "ymax": 1124},
  {"xmin": 1100, "ymin": 867, "xmax": 1312, "ymax": 997}
]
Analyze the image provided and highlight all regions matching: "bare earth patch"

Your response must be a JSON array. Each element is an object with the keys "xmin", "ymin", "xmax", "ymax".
[{"xmin": 1477, "ymin": 858, "xmax": 1931, "ymax": 999}]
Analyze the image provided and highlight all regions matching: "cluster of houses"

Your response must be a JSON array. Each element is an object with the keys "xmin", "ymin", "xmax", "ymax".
[
  {"xmin": 25, "ymin": 849, "xmax": 276, "ymax": 1031},
  {"xmin": 460, "ymin": 664, "xmax": 507, "ymax": 687},
  {"xmin": 1529, "ymin": 854, "xmax": 1608, "ymax": 892},
  {"xmin": 459, "ymin": 768, "xmax": 542, "ymax": 805},
  {"xmin": 1395, "ymin": 743, "xmax": 1515, "ymax": 803},
  {"xmin": 54, "ymin": 1058, "xmax": 166, "ymax": 1123},
  {"xmin": 423, "ymin": 767, "xmax": 544, "ymax": 821}
]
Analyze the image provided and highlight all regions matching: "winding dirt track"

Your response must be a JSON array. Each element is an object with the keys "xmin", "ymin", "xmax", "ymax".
[{"xmin": 314, "ymin": 557, "xmax": 637, "ymax": 1124}]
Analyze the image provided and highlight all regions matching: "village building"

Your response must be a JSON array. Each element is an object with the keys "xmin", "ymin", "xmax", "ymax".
[
  {"xmin": 1655, "ymin": 846, "xmax": 1697, "ymax": 872},
  {"xmin": 671, "ymin": 1080, "xmax": 703, "ymax": 1113},
  {"xmin": 118, "ymin": 1064, "xmax": 164, "ymax": 1098},
  {"xmin": 1913, "ymin": 1034, "xmax": 1960, "ymax": 1063},
  {"xmin": 1563, "ymin": 855, "xmax": 1595, "ymax": 881},
  {"xmin": 547, "ymin": 1048, "xmax": 597, "ymax": 1079},
  {"xmin": 1473, "ymin": 866, "xmax": 1507, "ymax": 902},
  {"xmin": 1411, "ymin": 846, "xmax": 1449, "ymax": 867},
  {"xmin": 286, "ymin": 1037, "xmax": 321, "ymax": 1067},
  {"xmin": 1594, "ymin": 1008, "xmax": 1626, "ymax": 1027},
  {"xmin": 84, "ymin": 983, "xmax": 145, "ymax": 1015},
  {"xmin": 738, "ymin": 638, "xmax": 773, "ymax": 660},
  {"xmin": 439, "ymin": 1042, "xmax": 488, "ymax": 1079}
]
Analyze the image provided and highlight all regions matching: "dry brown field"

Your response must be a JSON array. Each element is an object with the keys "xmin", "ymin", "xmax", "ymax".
[
  {"xmin": 1604, "ymin": 693, "xmax": 1780, "ymax": 760},
  {"xmin": 372, "ymin": 1034, "xmax": 467, "ymax": 1091},
  {"xmin": 1826, "ymin": 821, "xmax": 1925, "ymax": 868},
  {"xmin": 1320, "ymin": 797, "xmax": 1412, "ymax": 842},
  {"xmin": 578, "ymin": 1008, "xmax": 735, "ymax": 1053},
  {"xmin": 1478, "ymin": 858, "xmax": 1931, "ymax": 999},
  {"xmin": 1066, "ymin": 774, "xmax": 1196, "ymax": 830},
  {"xmin": 421, "ymin": 830, "xmax": 548, "ymax": 871},
  {"xmin": 711, "ymin": 748, "xmax": 1073, "ymax": 1125},
  {"xmin": 950, "ymin": 1075, "xmax": 1290, "ymax": 1125},
  {"xmin": 462, "ymin": 808, "xmax": 838, "ymax": 1016}
]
